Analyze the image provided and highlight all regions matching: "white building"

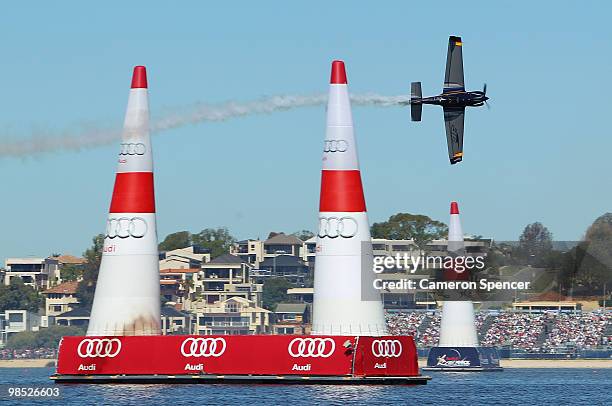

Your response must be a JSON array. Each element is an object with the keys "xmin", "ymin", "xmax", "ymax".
[
  {"xmin": 192, "ymin": 297, "xmax": 270, "ymax": 335},
  {"xmin": 231, "ymin": 233, "xmax": 313, "ymax": 267},
  {"xmin": 42, "ymin": 281, "xmax": 80, "ymax": 317},
  {"xmin": 4, "ymin": 255, "xmax": 86, "ymax": 290},
  {"xmin": 0, "ymin": 310, "xmax": 42, "ymax": 346},
  {"xmin": 4, "ymin": 258, "xmax": 59, "ymax": 290},
  {"xmin": 159, "ymin": 246, "xmax": 211, "ymax": 270}
]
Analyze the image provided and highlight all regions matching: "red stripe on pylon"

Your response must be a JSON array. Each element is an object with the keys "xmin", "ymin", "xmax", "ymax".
[
  {"xmin": 131, "ymin": 66, "xmax": 148, "ymax": 89},
  {"xmin": 330, "ymin": 60, "xmax": 347, "ymax": 84},
  {"xmin": 319, "ymin": 170, "xmax": 366, "ymax": 212},
  {"xmin": 450, "ymin": 201, "xmax": 459, "ymax": 214},
  {"xmin": 109, "ymin": 172, "xmax": 155, "ymax": 213}
]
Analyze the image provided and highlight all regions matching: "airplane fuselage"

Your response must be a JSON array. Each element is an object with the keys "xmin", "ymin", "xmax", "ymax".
[{"xmin": 414, "ymin": 90, "xmax": 488, "ymax": 108}]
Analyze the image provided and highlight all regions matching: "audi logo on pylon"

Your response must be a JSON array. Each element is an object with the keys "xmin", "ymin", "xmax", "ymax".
[
  {"xmin": 288, "ymin": 338, "xmax": 335, "ymax": 358},
  {"xmin": 324, "ymin": 140, "xmax": 348, "ymax": 153},
  {"xmin": 119, "ymin": 142, "xmax": 146, "ymax": 156},
  {"xmin": 181, "ymin": 337, "xmax": 227, "ymax": 357},
  {"xmin": 105, "ymin": 217, "xmax": 148, "ymax": 239},
  {"xmin": 318, "ymin": 216, "xmax": 358, "ymax": 239},
  {"xmin": 77, "ymin": 338, "xmax": 122, "ymax": 358},
  {"xmin": 371, "ymin": 339, "xmax": 402, "ymax": 358}
]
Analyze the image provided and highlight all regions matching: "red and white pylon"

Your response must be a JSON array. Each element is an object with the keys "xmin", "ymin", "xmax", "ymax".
[
  {"xmin": 87, "ymin": 66, "xmax": 161, "ymax": 336},
  {"xmin": 312, "ymin": 61, "xmax": 387, "ymax": 336},
  {"xmin": 438, "ymin": 201, "xmax": 479, "ymax": 346}
]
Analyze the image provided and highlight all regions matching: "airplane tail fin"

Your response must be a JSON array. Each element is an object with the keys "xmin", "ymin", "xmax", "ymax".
[
  {"xmin": 410, "ymin": 82, "xmax": 422, "ymax": 122},
  {"xmin": 411, "ymin": 82, "xmax": 422, "ymax": 99}
]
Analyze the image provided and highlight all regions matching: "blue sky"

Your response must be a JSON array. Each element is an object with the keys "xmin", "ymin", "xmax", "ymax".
[{"xmin": 0, "ymin": 1, "xmax": 610, "ymax": 262}]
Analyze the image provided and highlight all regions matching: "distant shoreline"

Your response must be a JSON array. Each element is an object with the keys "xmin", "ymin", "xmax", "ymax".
[
  {"xmin": 0, "ymin": 359, "xmax": 56, "ymax": 368},
  {"xmin": 1, "ymin": 358, "xmax": 611, "ymax": 369},
  {"xmin": 418, "ymin": 358, "xmax": 612, "ymax": 369}
]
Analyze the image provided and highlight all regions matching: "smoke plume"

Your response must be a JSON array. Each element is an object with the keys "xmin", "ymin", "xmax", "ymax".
[{"xmin": 0, "ymin": 93, "xmax": 409, "ymax": 158}]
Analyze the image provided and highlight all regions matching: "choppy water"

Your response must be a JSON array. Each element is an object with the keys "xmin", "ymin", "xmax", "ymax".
[{"xmin": 0, "ymin": 368, "xmax": 610, "ymax": 405}]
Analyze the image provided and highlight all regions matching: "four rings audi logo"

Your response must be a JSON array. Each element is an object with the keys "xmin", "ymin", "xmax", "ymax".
[
  {"xmin": 318, "ymin": 216, "xmax": 358, "ymax": 239},
  {"xmin": 324, "ymin": 140, "xmax": 348, "ymax": 153},
  {"xmin": 371, "ymin": 339, "xmax": 402, "ymax": 358},
  {"xmin": 181, "ymin": 337, "xmax": 227, "ymax": 357},
  {"xmin": 77, "ymin": 338, "xmax": 122, "ymax": 358},
  {"xmin": 106, "ymin": 217, "xmax": 148, "ymax": 239},
  {"xmin": 288, "ymin": 338, "xmax": 335, "ymax": 358},
  {"xmin": 119, "ymin": 142, "xmax": 146, "ymax": 156}
]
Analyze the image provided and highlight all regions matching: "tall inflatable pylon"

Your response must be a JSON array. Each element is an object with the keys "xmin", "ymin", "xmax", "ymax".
[
  {"xmin": 312, "ymin": 60, "xmax": 387, "ymax": 336},
  {"xmin": 438, "ymin": 202, "xmax": 479, "ymax": 347},
  {"xmin": 87, "ymin": 66, "xmax": 161, "ymax": 336},
  {"xmin": 425, "ymin": 201, "xmax": 502, "ymax": 371}
]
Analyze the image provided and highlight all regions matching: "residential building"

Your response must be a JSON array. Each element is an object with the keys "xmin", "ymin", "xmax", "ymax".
[
  {"xmin": 232, "ymin": 233, "xmax": 314, "ymax": 268},
  {"xmin": 55, "ymin": 307, "xmax": 89, "ymax": 328},
  {"xmin": 159, "ymin": 268, "xmax": 201, "ymax": 306},
  {"xmin": 159, "ymin": 245, "xmax": 210, "ymax": 270},
  {"xmin": 198, "ymin": 254, "xmax": 262, "ymax": 307},
  {"xmin": 303, "ymin": 237, "xmax": 317, "ymax": 265},
  {"xmin": 43, "ymin": 281, "xmax": 80, "ymax": 317},
  {"xmin": 0, "ymin": 310, "xmax": 42, "ymax": 345},
  {"xmin": 263, "ymin": 233, "xmax": 305, "ymax": 259},
  {"xmin": 230, "ymin": 239, "xmax": 264, "ymax": 265},
  {"xmin": 48, "ymin": 255, "xmax": 87, "ymax": 284},
  {"xmin": 3, "ymin": 255, "xmax": 88, "ymax": 290},
  {"xmin": 161, "ymin": 305, "xmax": 192, "ymax": 335},
  {"xmin": 3, "ymin": 258, "xmax": 59, "ymax": 290},
  {"xmin": 256, "ymin": 255, "xmax": 310, "ymax": 286},
  {"xmin": 286, "ymin": 287, "xmax": 314, "ymax": 303},
  {"xmin": 272, "ymin": 303, "xmax": 310, "ymax": 334},
  {"xmin": 193, "ymin": 297, "xmax": 271, "ymax": 335}
]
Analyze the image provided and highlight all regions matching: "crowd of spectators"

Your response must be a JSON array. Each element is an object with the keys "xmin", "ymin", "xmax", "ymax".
[
  {"xmin": 385, "ymin": 312, "xmax": 425, "ymax": 336},
  {"xmin": 542, "ymin": 312, "xmax": 610, "ymax": 351},
  {"xmin": 0, "ymin": 348, "xmax": 57, "ymax": 360},
  {"xmin": 416, "ymin": 314, "xmax": 440, "ymax": 347},
  {"xmin": 386, "ymin": 310, "xmax": 611, "ymax": 352},
  {"xmin": 385, "ymin": 312, "xmax": 440, "ymax": 346},
  {"xmin": 480, "ymin": 313, "xmax": 547, "ymax": 351}
]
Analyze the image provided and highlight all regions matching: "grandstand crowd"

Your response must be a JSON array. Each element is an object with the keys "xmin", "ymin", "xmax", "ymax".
[
  {"xmin": 1, "ymin": 311, "xmax": 609, "ymax": 359},
  {"xmin": 0, "ymin": 347, "xmax": 57, "ymax": 360},
  {"xmin": 386, "ymin": 310, "xmax": 611, "ymax": 352}
]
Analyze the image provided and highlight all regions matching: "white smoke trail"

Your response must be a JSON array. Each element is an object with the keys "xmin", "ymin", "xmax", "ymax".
[{"xmin": 0, "ymin": 93, "xmax": 409, "ymax": 158}]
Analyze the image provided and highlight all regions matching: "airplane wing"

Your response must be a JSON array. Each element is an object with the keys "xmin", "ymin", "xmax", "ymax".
[
  {"xmin": 443, "ymin": 106, "xmax": 465, "ymax": 164},
  {"xmin": 444, "ymin": 36, "xmax": 465, "ymax": 92}
]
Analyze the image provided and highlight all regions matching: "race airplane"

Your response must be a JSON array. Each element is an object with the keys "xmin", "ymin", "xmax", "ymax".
[{"xmin": 408, "ymin": 36, "xmax": 489, "ymax": 164}]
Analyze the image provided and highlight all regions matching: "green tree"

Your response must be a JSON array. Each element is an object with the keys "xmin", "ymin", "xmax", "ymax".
[
  {"xmin": 159, "ymin": 231, "xmax": 192, "ymax": 251},
  {"xmin": 192, "ymin": 228, "xmax": 236, "ymax": 258},
  {"xmin": 76, "ymin": 234, "xmax": 104, "ymax": 309},
  {"xmin": 561, "ymin": 213, "xmax": 612, "ymax": 295},
  {"xmin": 179, "ymin": 277, "xmax": 194, "ymax": 302},
  {"xmin": 5, "ymin": 331, "xmax": 37, "ymax": 349},
  {"xmin": 35, "ymin": 325, "xmax": 85, "ymax": 347},
  {"xmin": 291, "ymin": 230, "xmax": 315, "ymax": 241},
  {"xmin": 371, "ymin": 213, "xmax": 448, "ymax": 250},
  {"xmin": 6, "ymin": 325, "xmax": 85, "ymax": 350},
  {"xmin": 518, "ymin": 222, "xmax": 553, "ymax": 264},
  {"xmin": 60, "ymin": 264, "xmax": 83, "ymax": 282},
  {"xmin": 0, "ymin": 279, "xmax": 42, "ymax": 313},
  {"xmin": 262, "ymin": 277, "xmax": 292, "ymax": 310}
]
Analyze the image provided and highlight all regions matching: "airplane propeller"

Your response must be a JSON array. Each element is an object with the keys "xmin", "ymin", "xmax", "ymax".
[{"xmin": 483, "ymin": 83, "xmax": 491, "ymax": 110}]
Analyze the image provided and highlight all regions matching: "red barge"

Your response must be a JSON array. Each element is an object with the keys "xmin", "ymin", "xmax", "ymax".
[{"xmin": 51, "ymin": 335, "xmax": 430, "ymax": 384}]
